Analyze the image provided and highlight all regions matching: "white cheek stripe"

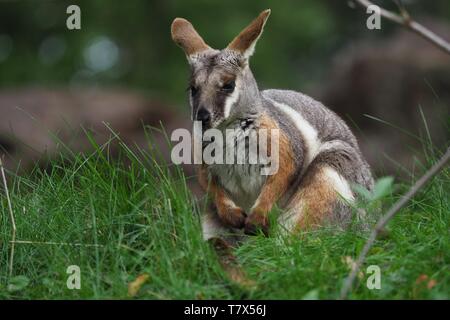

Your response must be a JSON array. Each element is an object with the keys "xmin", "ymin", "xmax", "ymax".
[
  {"xmin": 223, "ymin": 80, "xmax": 240, "ymax": 119},
  {"xmin": 267, "ymin": 98, "xmax": 321, "ymax": 169},
  {"xmin": 189, "ymin": 94, "xmax": 194, "ymax": 121}
]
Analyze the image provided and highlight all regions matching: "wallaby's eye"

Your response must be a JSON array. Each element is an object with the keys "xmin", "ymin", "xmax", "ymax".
[{"xmin": 221, "ymin": 81, "xmax": 235, "ymax": 93}]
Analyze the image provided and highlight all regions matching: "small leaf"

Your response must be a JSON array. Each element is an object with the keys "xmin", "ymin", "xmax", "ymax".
[
  {"xmin": 302, "ymin": 289, "xmax": 319, "ymax": 300},
  {"xmin": 128, "ymin": 274, "xmax": 150, "ymax": 297},
  {"xmin": 352, "ymin": 183, "xmax": 372, "ymax": 201},
  {"xmin": 372, "ymin": 176, "xmax": 394, "ymax": 201},
  {"xmin": 7, "ymin": 275, "xmax": 30, "ymax": 292}
]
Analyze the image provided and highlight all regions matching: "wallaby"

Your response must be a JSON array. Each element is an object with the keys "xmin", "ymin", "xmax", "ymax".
[{"xmin": 171, "ymin": 9, "xmax": 374, "ymax": 240}]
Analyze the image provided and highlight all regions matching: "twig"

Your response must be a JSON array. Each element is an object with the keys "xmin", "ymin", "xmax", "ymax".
[
  {"xmin": 340, "ymin": 147, "xmax": 450, "ymax": 299},
  {"xmin": 10, "ymin": 240, "xmax": 104, "ymax": 248},
  {"xmin": 0, "ymin": 157, "xmax": 16, "ymax": 277},
  {"xmin": 352, "ymin": 0, "xmax": 450, "ymax": 55}
]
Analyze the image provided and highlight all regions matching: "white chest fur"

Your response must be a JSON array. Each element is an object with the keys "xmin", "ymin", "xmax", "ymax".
[{"xmin": 207, "ymin": 122, "xmax": 267, "ymax": 212}]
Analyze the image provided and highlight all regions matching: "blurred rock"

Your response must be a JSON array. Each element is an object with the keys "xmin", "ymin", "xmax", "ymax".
[
  {"xmin": 0, "ymin": 87, "xmax": 192, "ymax": 178},
  {"xmin": 317, "ymin": 20, "xmax": 450, "ymax": 177}
]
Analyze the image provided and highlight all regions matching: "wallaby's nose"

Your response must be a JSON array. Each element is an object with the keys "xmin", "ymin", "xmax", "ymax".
[{"xmin": 196, "ymin": 108, "xmax": 211, "ymax": 125}]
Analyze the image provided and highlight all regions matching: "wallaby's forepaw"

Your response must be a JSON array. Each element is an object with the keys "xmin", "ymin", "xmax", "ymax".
[
  {"xmin": 244, "ymin": 212, "xmax": 269, "ymax": 236},
  {"xmin": 218, "ymin": 207, "xmax": 247, "ymax": 229}
]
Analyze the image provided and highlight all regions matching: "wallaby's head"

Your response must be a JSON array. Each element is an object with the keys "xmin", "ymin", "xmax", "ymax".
[{"xmin": 171, "ymin": 9, "xmax": 271, "ymax": 129}]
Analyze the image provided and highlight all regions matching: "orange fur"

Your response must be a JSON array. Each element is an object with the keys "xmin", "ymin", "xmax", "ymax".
[
  {"xmin": 290, "ymin": 166, "xmax": 337, "ymax": 230},
  {"xmin": 245, "ymin": 114, "xmax": 296, "ymax": 235}
]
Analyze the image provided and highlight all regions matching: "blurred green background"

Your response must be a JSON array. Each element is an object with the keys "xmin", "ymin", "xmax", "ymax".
[
  {"xmin": 0, "ymin": 0, "xmax": 449, "ymax": 176},
  {"xmin": 1, "ymin": 0, "xmax": 449, "ymax": 105}
]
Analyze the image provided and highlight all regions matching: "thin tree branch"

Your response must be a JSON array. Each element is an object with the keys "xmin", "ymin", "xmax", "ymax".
[
  {"xmin": 352, "ymin": 0, "xmax": 450, "ymax": 55},
  {"xmin": 340, "ymin": 147, "xmax": 450, "ymax": 299},
  {"xmin": 0, "ymin": 157, "xmax": 16, "ymax": 277}
]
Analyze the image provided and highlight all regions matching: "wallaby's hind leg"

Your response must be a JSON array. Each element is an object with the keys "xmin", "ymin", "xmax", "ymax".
[{"xmin": 279, "ymin": 163, "xmax": 355, "ymax": 232}]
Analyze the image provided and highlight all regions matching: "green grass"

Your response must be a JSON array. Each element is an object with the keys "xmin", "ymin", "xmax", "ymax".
[{"xmin": 0, "ymin": 130, "xmax": 448, "ymax": 299}]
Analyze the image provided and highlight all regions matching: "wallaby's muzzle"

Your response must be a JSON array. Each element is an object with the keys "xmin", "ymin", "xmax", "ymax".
[{"xmin": 196, "ymin": 108, "xmax": 211, "ymax": 127}]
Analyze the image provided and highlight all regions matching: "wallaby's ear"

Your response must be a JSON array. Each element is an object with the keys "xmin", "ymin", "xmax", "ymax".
[
  {"xmin": 227, "ymin": 9, "xmax": 271, "ymax": 59},
  {"xmin": 171, "ymin": 18, "xmax": 211, "ymax": 59}
]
